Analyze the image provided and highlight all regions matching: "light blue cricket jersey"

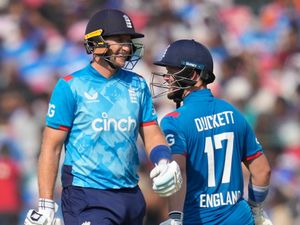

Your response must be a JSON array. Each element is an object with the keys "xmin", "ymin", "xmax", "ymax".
[
  {"xmin": 161, "ymin": 89, "xmax": 261, "ymax": 225},
  {"xmin": 46, "ymin": 64, "xmax": 157, "ymax": 189}
]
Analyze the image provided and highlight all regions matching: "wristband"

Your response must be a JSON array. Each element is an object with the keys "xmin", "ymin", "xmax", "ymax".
[
  {"xmin": 149, "ymin": 145, "xmax": 171, "ymax": 165},
  {"xmin": 39, "ymin": 198, "xmax": 55, "ymax": 210},
  {"xmin": 169, "ymin": 211, "xmax": 183, "ymax": 220},
  {"xmin": 248, "ymin": 183, "xmax": 269, "ymax": 203}
]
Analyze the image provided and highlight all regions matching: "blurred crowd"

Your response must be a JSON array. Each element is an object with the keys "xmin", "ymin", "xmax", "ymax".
[{"xmin": 0, "ymin": 0, "xmax": 299, "ymax": 225}]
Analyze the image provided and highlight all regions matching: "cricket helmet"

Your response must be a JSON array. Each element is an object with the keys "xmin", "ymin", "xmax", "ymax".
[
  {"xmin": 151, "ymin": 39, "xmax": 215, "ymax": 106},
  {"xmin": 84, "ymin": 9, "xmax": 144, "ymax": 70}
]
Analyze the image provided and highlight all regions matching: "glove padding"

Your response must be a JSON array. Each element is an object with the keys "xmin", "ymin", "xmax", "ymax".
[
  {"xmin": 248, "ymin": 201, "xmax": 273, "ymax": 225},
  {"xmin": 150, "ymin": 160, "xmax": 182, "ymax": 197},
  {"xmin": 24, "ymin": 198, "xmax": 61, "ymax": 225},
  {"xmin": 160, "ymin": 211, "xmax": 183, "ymax": 225}
]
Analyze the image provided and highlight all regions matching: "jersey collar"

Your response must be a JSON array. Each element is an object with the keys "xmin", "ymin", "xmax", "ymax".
[
  {"xmin": 183, "ymin": 88, "xmax": 213, "ymax": 104},
  {"xmin": 86, "ymin": 64, "xmax": 121, "ymax": 80}
]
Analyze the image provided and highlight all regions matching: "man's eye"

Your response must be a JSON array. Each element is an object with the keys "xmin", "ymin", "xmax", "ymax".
[
  {"xmin": 121, "ymin": 41, "xmax": 132, "ymax": 45},
  {"xmin": 114, "ymin": 38, "xmax": 129, "ymax": 43}
]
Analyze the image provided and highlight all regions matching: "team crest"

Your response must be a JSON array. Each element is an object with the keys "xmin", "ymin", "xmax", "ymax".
[
  {"xmin": 128, "ymin": 86, "xmax": 138, "ymax": 103},
  {"xmin": 123, "ymin": 15, "xmax": 132, "ymax": 28},
  {"xmin": 81, "ymin": 221, "xmax": 91, "ymax": 225}
]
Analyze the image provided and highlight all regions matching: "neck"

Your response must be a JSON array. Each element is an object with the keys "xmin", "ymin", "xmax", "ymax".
[
  {"xmin": 91, "ymin": 58, "xmax": 117, "ymax": 78},
  {"xmin": 183, "ymin": 83, "xmax": 207, "ymax": 98}
]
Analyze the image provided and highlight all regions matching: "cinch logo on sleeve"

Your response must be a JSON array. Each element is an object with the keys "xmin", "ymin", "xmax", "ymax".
[
  {"xmin": 92, "ymin": 112, "xmax": 137, "ymax": 132},
  {"xmin": 47, "ymin": 104, "xmax": 56, "ymax": 117}
]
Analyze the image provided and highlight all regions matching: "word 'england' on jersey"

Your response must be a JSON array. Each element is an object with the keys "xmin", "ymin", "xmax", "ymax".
[
  {"xmin": 194, "ymin": 111, "xmax": 234, "ymax": 132},
  {"xmin": 200, "ymin": 190, "xmax": 241, "ymax": 208}
]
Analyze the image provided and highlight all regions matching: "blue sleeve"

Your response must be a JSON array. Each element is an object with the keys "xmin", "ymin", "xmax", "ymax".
[
  {"xmin": 242, "ymin": 117, "xmax": 263, "ymax": 159},
  {"xmin": 140, "ymin": 78, "xmax": 157, "ymax": 124},
  {"xmin": 46, "ymin": 78, "xmax": 76, "ymax": 129},
  {"xmin": 161, "ymin": 116, "xmax": 186, "ymax": 155}
]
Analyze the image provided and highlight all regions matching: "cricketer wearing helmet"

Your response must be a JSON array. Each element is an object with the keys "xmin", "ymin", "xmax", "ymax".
[
  {"xmin": 151, "ymin": 39, "xmax": 273, "ymax": 225},
  {"xmin": 24, "ymin": 9, "xmax": 182, "ymax": 225}
]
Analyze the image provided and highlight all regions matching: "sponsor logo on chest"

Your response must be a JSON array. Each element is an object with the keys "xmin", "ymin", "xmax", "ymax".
[
  {"xmin": 91, "ymin": 112, "xmax": 137, "ymax": 132},
  {"xmin": 84, "ymin": 91, "xmax": 99, "ymax": 103}
]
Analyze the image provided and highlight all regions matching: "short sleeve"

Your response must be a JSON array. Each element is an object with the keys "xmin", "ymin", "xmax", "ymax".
[
  {"xmin": 46, "ymin": 78, "xmax": 76, "ymax": 130},
  {"xmin": 140, "ymin": 78, "xmax": 157, "ymax": 125},
  {"xmin": 160, "ymin": 115, "xmax": 186, "ymax": 155},
  {"xmin": 242, "ymin": 118, "xmax": 263, "ymax": 160}
]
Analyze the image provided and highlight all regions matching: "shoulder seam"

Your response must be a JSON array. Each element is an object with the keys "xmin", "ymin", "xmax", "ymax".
[{"xmin": 63, "ymin": 75, "xmax": 74, "ymax": 82}]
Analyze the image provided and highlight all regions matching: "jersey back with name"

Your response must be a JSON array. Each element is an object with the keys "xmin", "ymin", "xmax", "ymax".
[
  {"xmin": 161, "ymin": 89, "xmax": 262, "ymax": 224},
  {"xmin": 46, "ymin": 65, "xmax": 156, "ymax": 189}
]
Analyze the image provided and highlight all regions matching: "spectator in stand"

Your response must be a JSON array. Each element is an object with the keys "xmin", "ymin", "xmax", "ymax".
[{"xmin": 0, "ymin": 142, "xmax": 22, "ymax": 225}]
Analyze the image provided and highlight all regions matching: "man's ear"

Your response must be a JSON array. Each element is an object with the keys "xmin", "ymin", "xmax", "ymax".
[
  {"xmin": 191, "ymin": 71, "xmax": 205, "ymax": 87},
  {"xmin": 191, "ymin": 70, "xmax": 201, "ymax": 81}
]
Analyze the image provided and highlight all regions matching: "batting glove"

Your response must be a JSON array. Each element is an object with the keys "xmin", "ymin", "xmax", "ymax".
[
  {"xmin": 150, "ymin": 160, "xmax": 182, "ymax": 197},
  {"xmin": 24, "ymin": 198, "xmax": 61, "ymax": 225},
  {"xmin": 248, "ymin": 200, "xmax": 273, "ymax": 225},
  {"xmin": 160, "ymin": 211, "xmax": 183, "ymax": 225}
]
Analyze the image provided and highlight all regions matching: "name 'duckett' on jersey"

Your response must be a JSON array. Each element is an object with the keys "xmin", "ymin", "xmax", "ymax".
[{"xmin": 194, "ymin": 111, "xmax": 234, "ymax": 132}]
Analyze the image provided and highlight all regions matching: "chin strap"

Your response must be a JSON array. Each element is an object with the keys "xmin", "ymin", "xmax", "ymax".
[
  {"xmin": 168, "ymin": 88, "xmax": 184, "ymax": 109},
  {"xmin": 94, "ymin": 53, "xmax": 119, "ymax": 70},
  {"xmin": 175, "ymin": 99, "xmax": 182, "ymax": 109}
]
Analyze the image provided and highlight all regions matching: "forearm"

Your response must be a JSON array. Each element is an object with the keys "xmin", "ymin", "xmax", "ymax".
[
  {"xmin": 168, "ymin": 171, "xmax": 186, "ymax": 212},
  {"xmin": 249, "ymin": 166, "xmax": 271, "ymax": 187},
  {"xmin": 38, "ymin": 145, "xmax": 61, "ymax": 199},
  {"xmin": 140, "ymin": 124, "xmax": 168, "ymax": 158},
  {"xmin": 168, "ymin": 154, "xmax": 186, "ymax": 211},
  {"xmin": 250, "ymin": 172, "xmax": 270, "ymax": 187},
  {"xmin": 25, "ymin": 127, "xmax": 65, "ymax": 225},
  {"xmin": 37, "ymin": 127, "xmax": 65, "ymax": 199},
  {"xmin": 248, "ymin": 154, "xmax": 271, "ymax": 186},
  {"xmin": 26, "ymin": 153, "xmax": 62, "ymax": 225},
  {"xmin": 245, "ymin": 154, "xmax": 271, "ymax": 204}
]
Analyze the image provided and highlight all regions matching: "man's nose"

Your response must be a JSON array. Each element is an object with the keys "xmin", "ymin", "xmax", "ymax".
[
  {"xmin": 163, "ymin": 75, "xmax": 171, "ymax": 82},
  {"xmin": 121, "ymin": 42, "xmax": 132, "ymax": 51}
]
